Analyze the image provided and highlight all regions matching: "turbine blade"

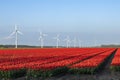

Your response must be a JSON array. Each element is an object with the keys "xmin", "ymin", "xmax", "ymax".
[
  {"xmin": 39, "ymin": 32, "xmax": 43, "ymax": 40},
  {"xmin": 9, "ymin": 31, "xmax": 16, "ymax": 37},
  {"xmin": 18, "ymin": 31, "xmax": 23, "ymax": 35}
]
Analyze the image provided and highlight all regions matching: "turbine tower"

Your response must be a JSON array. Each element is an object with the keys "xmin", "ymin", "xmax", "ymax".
[
  {"xmin": 8, "ymin": 25, "xmax": 23, "ymax": 48},
  {"xmin": 53, "ymin": 34, "xmax": 60, "ymax": 48},
  {"xmin": 64, "ymin": 36, "xmax": 71, "ymax": 48},
  {"xmin": 38, "ymin": 32, "xmax": 47, "ymax": 48}
]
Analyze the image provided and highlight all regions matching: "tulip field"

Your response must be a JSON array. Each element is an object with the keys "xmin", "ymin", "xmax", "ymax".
[
  {"xmin": 111, "ymin": 48, "xmax": 120, "ymax": 71},
  {"xmin": 0, "ymin": 48, "xmax": 118, "ymax": 79}
]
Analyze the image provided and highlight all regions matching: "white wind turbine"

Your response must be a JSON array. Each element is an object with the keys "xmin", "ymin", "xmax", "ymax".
[
  {"xmin": 64, "ymin": 36, "xmax": 71, "ymax": 48},
  {"xmin": 7, "ymin": 25, "xmax": 23, "ymax": 48},
  {"xmin": 53, "ymin": 34, "xmax": 60, "ymax": 48},
  {"xmin": 38, "ymin": 32, "xmax": 47, "ymax": 48}
]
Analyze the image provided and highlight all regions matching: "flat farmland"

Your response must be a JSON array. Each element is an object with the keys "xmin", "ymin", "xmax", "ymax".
[{"xmin": 0, "ymin": 48, "xmax": 120, "ymax": 80}]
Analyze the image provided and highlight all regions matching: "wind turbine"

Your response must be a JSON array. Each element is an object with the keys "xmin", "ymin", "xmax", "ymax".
[
  {"xmin": 53, "ymin": 34, "xmax": 60, "ymax": 48},
  {"xmin": 38, "ymin": 32, "xmax": 47, "ymax": 48},
  {"xmin": 8, "ymin": 25, "xmax": 23, "ymax": 48},
  {"xmin": 64, "ymin": 36, "xmax": 71, "ymax": 48}
]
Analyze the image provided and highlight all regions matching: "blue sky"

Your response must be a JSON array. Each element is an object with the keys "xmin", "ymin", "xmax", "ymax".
[{"xmin": 0, "ymin": 0, "xmax": 120, "ymax": 46}]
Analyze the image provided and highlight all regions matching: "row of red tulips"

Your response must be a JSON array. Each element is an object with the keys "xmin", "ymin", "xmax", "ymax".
[
  {"xmin": 111, "ymin": 48, "xmax": 120, "ymax": 71},
  {"xmin": 111, "ymin": 48, "xmax": 120, "ymax": 66},
  {"xmin": 0, "ymin": 48, "xmax": 116, "ymax": 79},
  {"xmin": 70, "ymin": 49, "xmax": 115, "ymax": 68},
  {"xmin": 28, "ymin": 48, "xmax": 113, "ymax": 70},
  {"xmin": 0, "ymin": 48, "xmax": 111, "ymax": 71}
]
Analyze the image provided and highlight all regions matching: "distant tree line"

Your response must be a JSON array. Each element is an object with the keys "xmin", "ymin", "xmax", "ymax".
[
  {"xmin": 0, "ymin": 44, "xmax": 120, "ymax": 48},
  {"xmin": 101, "ymin": 45, "xmax": 120, "ymax": 48},
  {"xmin": 0, "ymin": 45, "xmax": 64, "ymax": 48}
]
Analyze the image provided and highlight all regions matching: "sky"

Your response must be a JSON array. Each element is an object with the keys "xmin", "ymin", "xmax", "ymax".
[{"xmin": 0, "ymin": 0, "xmax": 120, "ymax": 47}]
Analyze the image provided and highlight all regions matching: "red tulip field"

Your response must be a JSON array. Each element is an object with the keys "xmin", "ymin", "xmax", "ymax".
[
  {"xmin": 111, "ymin": 48, "xmax": 120, "ymax": 71},
  {"xmin": 0, "ymin": 48, "xmax": 119, "ymax": 79}
]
